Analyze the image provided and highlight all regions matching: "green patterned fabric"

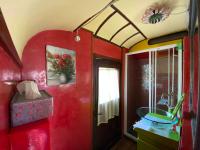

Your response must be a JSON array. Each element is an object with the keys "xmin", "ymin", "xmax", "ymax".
[{"xmin": 170, "ymin": 94, "xmax": 185, "ymax": 120}]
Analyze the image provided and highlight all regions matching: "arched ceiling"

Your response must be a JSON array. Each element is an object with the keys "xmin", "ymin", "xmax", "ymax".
[
  {"xmin": 0, "ymin": 0, "xmax": 189, "ymax": 58},
  {"xmin": 83, "ymin": 0, "xmax": 189, "ymax": 49},
  {"xmin": 0, "ymin": 0, "xmax": 111, "ymax": 58}
]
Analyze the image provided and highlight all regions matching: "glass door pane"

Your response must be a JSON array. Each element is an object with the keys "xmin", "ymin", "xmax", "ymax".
[{"xmin": 155, "ymin": 48, "xmax": 180, "ymax": 111}]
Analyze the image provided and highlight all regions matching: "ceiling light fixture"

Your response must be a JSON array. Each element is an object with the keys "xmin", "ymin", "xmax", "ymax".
[
  {"xmin": 74, "ymin": 29, "xmax": 81, "ymax": 42},
  {"xmin": 142, "ymin": 3, "xmax": 171, "ymax": 24}
]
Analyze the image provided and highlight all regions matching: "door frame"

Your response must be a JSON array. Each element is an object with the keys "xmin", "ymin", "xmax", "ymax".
[
  {"xmin": 124, "ymin": 44, "xmax": 182, "ymax": 140},
  {"xmin": 93, "ymin": 54, "xmax": 122, "ymax": 149}
]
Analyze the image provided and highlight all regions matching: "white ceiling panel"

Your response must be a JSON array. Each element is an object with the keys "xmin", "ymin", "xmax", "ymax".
[
  {"xmin": 112, "ymin": 25, "xmax": 138, "ymax": 45},
  {"xmin": 97, "ymin": 13, "xmax": 128, "ymax": 40},
  {"xmin": 83, "ymin": 7, "xmax": 115, "ymax": 33},
  {"xmin": 122, "ymin": 34, "xmax": 144, "ymax": 48}
]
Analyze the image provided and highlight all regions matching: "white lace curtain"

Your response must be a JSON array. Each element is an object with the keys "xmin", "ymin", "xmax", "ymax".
[{"xmin": 98, "ymin": 67, "xmax": 119, "ymax": 126}]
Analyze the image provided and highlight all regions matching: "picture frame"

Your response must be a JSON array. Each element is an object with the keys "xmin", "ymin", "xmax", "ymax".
[{"xmin": 46, "ymin": 45, "xmax": 76, "ymax": 86}]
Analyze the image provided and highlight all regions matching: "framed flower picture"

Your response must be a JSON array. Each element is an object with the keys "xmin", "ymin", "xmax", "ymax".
[{"xmin": 46, "ymin": 45, "xmax": 76, "ymax": 86}]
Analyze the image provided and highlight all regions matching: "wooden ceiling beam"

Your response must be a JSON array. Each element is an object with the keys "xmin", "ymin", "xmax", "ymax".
[
  {"xmin": 120, "ymin": 32, "xmax": 139, "ymax": 47},
  {"xmin": 95, "ymin": 11, "xmax": 117, "ymax": 36},
  {"xmin": 94, "ymin": 35, "xmax": 121, "ymax": 48},
  {"xmin": 111, "ymin": 5, "xmax": 147, "ymax": 39},
  {"xmin": 109, "ymin": 22, "xmax": 130, "ymax": 41},
  {"xmin": 148, "ymin": 31, "xmax": 188, "ymax": 45},
  {"xmin": 73, "ymin": 13, "xmax": 98, "ymax": 32}
]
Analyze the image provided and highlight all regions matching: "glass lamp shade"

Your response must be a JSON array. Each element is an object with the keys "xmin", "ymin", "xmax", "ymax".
[{"xmin": 142, "ymin": 4, "xmax": 171, "ymax": 24}]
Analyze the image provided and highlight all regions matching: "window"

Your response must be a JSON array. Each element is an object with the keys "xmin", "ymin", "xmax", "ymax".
[
  {"xmin": 97, "ymin": 67, "xmax": 120, "ymax": 125},
  {"xmin": 98, "ymin": 67, "xmax": 119, "ymax": 104}
]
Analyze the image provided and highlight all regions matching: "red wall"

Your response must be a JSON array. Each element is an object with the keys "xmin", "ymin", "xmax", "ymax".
[
  {"xmin": 0, "ymin": 27, "xmax": 122, "ymax": 150},
  {"xmin": 0, "ymin": 46, "xmax": 21, "ymax": 149},
  {"xmin": 21, "ymin": 29, "xmax": 93, "ymax": 150},
  {"xmin": 193, "ymin": 35, "xmax": 199, "ymax": 113},
  {"xmin": 180, "ymin": 35, "xmax": 199, "ymax": 150},
  {"xmin": 93, "ymin": 38, "xmax": 122, "ymax": 60},
  {"xmin": 21, "ymin": 28, "xmax": 122, "ymax": 150},
  {"xmin": 11, "ymin": 119, "xmax": 50, "ymax": 150}
]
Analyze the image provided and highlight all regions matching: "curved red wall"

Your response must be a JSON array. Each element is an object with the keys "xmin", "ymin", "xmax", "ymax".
[
  {"xmin": 22, "ymin": 29, "xmax": 93, "ymax": 150},
  {"xmin": 20, "ymin": 28, "xmax": 122, "ymax": 150}
]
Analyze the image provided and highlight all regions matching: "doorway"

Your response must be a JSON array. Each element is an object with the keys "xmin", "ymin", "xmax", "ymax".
[{"xmin": 93, "ymin": 56, "xmax": 121, "ymax": 150}]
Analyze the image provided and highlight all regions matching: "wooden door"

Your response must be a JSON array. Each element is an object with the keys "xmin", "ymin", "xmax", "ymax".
[{"xmin": 93, "ymin": 56, "xmax": 121, "ymax": 150}]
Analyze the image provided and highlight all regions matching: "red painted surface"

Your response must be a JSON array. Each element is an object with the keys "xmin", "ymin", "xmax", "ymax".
[
  {"xmin": 0, "ymin": 46, "xmax": 21, "ymax": 150},
  {"xmin": 180, "ymin": 36, "xmax": 199, "ymax": 150},
  {"xmin": 193, "ymin": 34, "xmax": 198, "ymax": 113},
  {"xmin": 182, "ymin": 37, "xmax": 190, "ymax": 116},
  {"xmin": 10, "ymin": 119, "xmax": 50, "ymax": 150},
  {"xmin": 22, "ymin": 29, "xmax": 93, "ymax": 150},
  {"xmin": 180, "ymin": 36, "xmax": 192, "ymax": 150},
  {"xmin": 131, "ymin": 52, "xmax": 149, "ymax": 59},
  {"xmin": 93, "ymin": 37, "xmax": 122, "ymax": 60}
]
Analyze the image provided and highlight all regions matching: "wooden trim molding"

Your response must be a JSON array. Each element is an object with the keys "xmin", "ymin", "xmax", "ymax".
[
  {"xmin": 74, "ymin": 4, "xmax": 148, "ymax": 48},
  {"xmin": 74, "ymin": 4, "xmax": 148, "ymax": 49},
  {"xmin": 120, "ymin": 32, "xmax": 139, "ymax": 47},
  {"xmin": 110, "ymin": 23, "xmax": 130, "ymax": 41},
  {"xmin": 95, "ymin": 11, "xmax": 117, "ymax": 36},
  {"xmin": 74, "ymin": 0, "xmax": 117, "ymax": 31},
  {"xmin": 111, "ymin": 5, "xmax": 147, "ymax": 39},
  {"xmin": 94, "ymin": 35, "xmax": 121, "ymax": 48},
  {"xmin": 73, "ymin": 14, "xmax": 98, "ymax": 32},
  {"xmin": 148, "ymin": 31, "xmax": 188, "ymax": 45}
]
